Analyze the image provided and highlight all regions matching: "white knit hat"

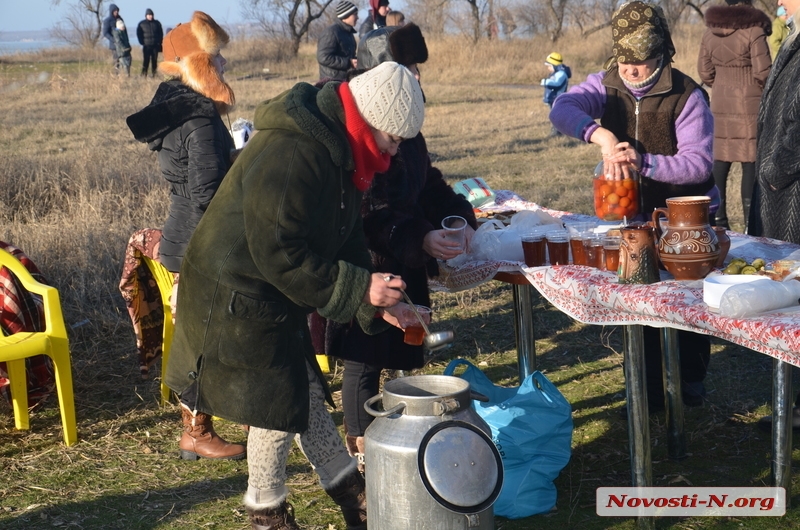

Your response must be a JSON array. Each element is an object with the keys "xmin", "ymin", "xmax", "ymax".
[{"xmin": 349, "ymin": 61, "xmax": 424, "ymax": 139}]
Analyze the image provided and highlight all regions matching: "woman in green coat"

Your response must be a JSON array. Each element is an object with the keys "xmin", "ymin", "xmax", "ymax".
[{"xmin": 166, "ymin": 61, "xmax": 425, "ymax": 530}]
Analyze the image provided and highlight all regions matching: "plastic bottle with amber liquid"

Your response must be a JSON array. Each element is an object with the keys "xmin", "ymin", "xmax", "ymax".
[{"xmin": 593, "ymin": 160, "xmax": 640, "ymax": 221}]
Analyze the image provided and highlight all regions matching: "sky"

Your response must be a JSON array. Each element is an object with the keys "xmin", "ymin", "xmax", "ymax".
[{"xmin": 0, "ymin": 1, "xmax": 247, "ymax": 33}]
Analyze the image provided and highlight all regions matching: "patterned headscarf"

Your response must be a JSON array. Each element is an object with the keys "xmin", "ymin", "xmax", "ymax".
[{"xmin": 610, "ymin": 1, "xmax": 675, "ymax": 65}]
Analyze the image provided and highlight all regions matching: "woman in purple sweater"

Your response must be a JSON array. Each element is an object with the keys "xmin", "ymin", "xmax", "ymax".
[
  {"xmin": 550, "ymin": 1, "xmax": 716, "ymax": 411},
  {"xmin": 550, "ymin": 3, "xmax": 716, "ymax": 216}
]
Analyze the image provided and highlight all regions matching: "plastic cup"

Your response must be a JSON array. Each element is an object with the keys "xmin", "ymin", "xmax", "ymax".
[
  {"xmin": 603, "ymin": 235, "xmax": 621, "ymax": 273},
  {"xmin": 569, "ymin": 231, "xmax": 588, "ymax": 266},
  {"xmin": 584, "ymin": 234, "xmax": 605, "ymax": 270},
  {"xmin": 545, "ymin": 230, "xmax": 569, "ymax": 266},
  {"xmin": 521, "ymin": 232, "xmax": 547, "ymax": 267},
  {"xmin": 400, "ymin": 305, "xmax": 432, "ymax": 346},
  {"xmin": 442, "ymin": 216, "xmax": 467, "ymax": 252}
]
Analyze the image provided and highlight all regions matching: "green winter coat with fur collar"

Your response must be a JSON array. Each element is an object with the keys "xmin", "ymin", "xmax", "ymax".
[{"xmin": 165, "ymin": 81, "xmax": 387, "ymax": 432}]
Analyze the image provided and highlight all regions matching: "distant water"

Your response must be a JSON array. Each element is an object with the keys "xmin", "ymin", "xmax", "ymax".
[{"xmin": 0, "ymin": 39, "xmax": 68, "ymax": 57}]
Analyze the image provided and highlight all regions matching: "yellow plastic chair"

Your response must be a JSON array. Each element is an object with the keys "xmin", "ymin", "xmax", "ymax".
[
  {"xmin": 0, "ymin": 248, "xmax": 77, "ymax": 446},
  {"xmin": 140, "ymin": 256, "xmax": 175, "ymax": 406}
]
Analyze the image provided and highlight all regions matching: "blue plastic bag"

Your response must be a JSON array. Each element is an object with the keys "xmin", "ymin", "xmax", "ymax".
[{"xmin": 443, "ymin": 359, "xmax": 573, "ymax": 519}]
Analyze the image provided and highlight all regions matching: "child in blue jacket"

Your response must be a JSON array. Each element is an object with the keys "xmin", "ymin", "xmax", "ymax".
[{"xmin": 540, "ymin": 52, "xmax": 571, "ymax": 137}]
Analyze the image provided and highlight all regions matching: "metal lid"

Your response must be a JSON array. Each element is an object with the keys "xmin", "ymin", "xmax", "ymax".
[{"xmin": 418, "ymin": 421, "xmax": 503, "ymax": 514}]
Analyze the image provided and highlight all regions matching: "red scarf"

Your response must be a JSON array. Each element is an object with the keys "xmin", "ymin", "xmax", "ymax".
[{"xmin": 337, "ymin": 83, "xmax": 391, "ymax": 191}]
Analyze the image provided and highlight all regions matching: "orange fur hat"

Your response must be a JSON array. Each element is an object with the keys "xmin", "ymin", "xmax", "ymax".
[{"xmin": 159, "ymin": 11, "xmax": 235, "ymax": 114}]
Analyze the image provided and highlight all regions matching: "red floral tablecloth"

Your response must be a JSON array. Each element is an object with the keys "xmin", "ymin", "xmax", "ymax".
[
  {"xmin": 436, "ymin": 192, "xmax": 800, "ymax": 367},
  {"xmin": 431, "ymin": 190, "xmax": 579, "ymax": 291}
]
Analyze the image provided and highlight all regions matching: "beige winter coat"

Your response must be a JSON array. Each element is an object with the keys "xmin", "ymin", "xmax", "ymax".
[{"xmin": 698, "ymin": 4, "xmax": 772, "ymax": 162}]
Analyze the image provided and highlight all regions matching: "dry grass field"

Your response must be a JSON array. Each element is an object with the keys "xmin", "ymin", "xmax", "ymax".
[{"xmin": 0, "ymin": 24, "xmax": 790, "ymax": 530}]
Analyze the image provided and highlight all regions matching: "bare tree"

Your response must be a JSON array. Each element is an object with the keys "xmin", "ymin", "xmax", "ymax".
[
  {"xmin": 241, "ymin": 0, "xmax": 335, "ymax": 56},
  {"xmin": 544, "ymin": 0, "xmax": 570, "ymax": 41},
  {"xmin": 496, "ymin": 6, "xmax": 517, "ymax": 36},
  {"xmin": 50, "ymin": 0, "xmax": 104, "ymax": 48},
  {"xmin": 461, "ymin": 0, "xmax": 483, "ymax": 42},
  {"xmin": 404, "ymin": 0, "xmax": 449, "ymax": 36}
]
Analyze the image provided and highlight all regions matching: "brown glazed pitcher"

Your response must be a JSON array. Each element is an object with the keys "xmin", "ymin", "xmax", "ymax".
[
  {"xmin": 618, "ymin": 224, "xmax": 660, "ymax": 284},
  {"xmin": 652, "ymin": 196, "xmax": 720, "ymax": 280}
]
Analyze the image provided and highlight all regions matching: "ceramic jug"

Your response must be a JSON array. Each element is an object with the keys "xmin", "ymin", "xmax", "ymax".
[
  {"xmin": 652, "ymin": 196, "xmax": 720, "ymax": 281},
  {"xmin": 713, "ymin": 226, "xmax": 731, "ymax": 269},
  {"xmin": 618, "ymin": 224, "xmax": 660, "ymax": 284}
]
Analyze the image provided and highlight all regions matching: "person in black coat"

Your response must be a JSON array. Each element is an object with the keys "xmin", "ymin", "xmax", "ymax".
[
  {"xmin": 317, "ymin": 1, "xmax": 359, "ymax": 81},
  {"xmin": 137, "ymin": 8, "xmax": 163, "ymax": 77},
  {"xmin": 751, "ymin": 8, "xmax": 800, "ymax": 431},
  {"xmin": 101, "ymin": 3, "xmax": 123, "ymax": 71},
  {"xmin": 330, "ymin": 24, "xmax": 478, "ymax": 471},
  {"xmin": 358, "ymin": 0, "xmax": 390, "ymax": 37},
  {"xmin": 126, "ymin": 11, "xmax": 244, "ymax": 462}
]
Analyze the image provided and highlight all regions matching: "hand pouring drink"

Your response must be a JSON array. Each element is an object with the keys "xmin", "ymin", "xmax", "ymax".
[{"xmin": 383, "ymin": 275, "xmax": 454, "ymax": 351}]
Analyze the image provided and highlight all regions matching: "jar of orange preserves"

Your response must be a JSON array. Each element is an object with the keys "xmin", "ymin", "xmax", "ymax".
[{"xmin": 593, "ymin": 173, "xmax": 639, "ymax": 221}]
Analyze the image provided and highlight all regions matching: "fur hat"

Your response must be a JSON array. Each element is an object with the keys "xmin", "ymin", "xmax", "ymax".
[
  {"xmin": 336, "ymin": 1, "xmax": 358, "ymax": 19},
  {"xmin": 349, "ymin": 61, "xmax": 424, "ymax": 138},
  {"xmin": 159, "ymin": 11, "xmax": 235, "ymax": 114},
  {"xmin": 611, "ymin": 1, "xmax": 675, "ymax": 64},
  {"xmin": 545, "ymin": 52, "xmax": 562, "ymax": 66},
  {"xmin": 357, "ymin": 23, "xmax": 427, "ymax": 70},
  {"xmin": 389, "ymin": 23, "xmax": 427, "ymax": 66}
]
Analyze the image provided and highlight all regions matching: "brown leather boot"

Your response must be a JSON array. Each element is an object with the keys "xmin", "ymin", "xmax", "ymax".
[
  {"xmin": 345, "ymin": 434, "xmax": 366, "ymax": 475},
  {"xmin": 179, "ymin": 404, "xmax": 246, "ymax": 460},
  {"xmin": 248, "ymin": 501, "xmax": 301, "ymax": 530},
  {"xmin": 325, "ymin": 470, "xmax": 367, "ymax": 530}
]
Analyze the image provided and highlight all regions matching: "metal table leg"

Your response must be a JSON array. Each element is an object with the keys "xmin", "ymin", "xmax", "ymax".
[
  {"xmin": 624, "ymin": 325, "xmax": 654, "ymax": 530},
  {"xmin": 661, "ymin": 328, "xmax": 686, "ymax": 461},
  {"xmin": 772, "ymin": 358, "xmax": 792, "ymax": 509},
  {"xmin": 512, "ymin": 283, "xmax": 536, "ymax": 381}
]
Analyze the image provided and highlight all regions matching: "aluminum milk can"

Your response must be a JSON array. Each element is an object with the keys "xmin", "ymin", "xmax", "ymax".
[{"xmin": 364, "ymin": 375, "xmax": 503, "ymax": 530}]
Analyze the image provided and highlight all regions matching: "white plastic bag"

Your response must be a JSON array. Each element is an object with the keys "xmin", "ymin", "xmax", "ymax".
[
  {"xmin": 454, "ymin": 210, "xmax": 563, "ymax": 264},
  {"xmin": 719, "ymin": 280, "xmax": 800, "ymax": 318},
  {"xmin": 468, "ymin": 220, "xmax": 506, "ymax": 261}
]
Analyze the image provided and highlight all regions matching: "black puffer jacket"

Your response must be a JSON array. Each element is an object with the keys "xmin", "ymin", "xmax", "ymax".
[
  {"xmin": 316, "ymin": 20, "xmax": 357, "ymax": 81},
  {"xmin": 335, "ymin": 133, "xmax": 477, "ymax": 369},
  {"xmin": 137, "ymin": 18, "xmax": 163, "ymax": 47},
  {"xmin": 358, "ymin": 12, "xmax": 386, "ymax": 38},
  {"xmin": 126, "ymin": 80, "xmax": 234, "ymax": 272}
]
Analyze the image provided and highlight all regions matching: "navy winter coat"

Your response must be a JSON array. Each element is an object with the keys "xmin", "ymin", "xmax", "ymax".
[{"xmin": 102, "ymin": 4, "xmax": 122, "ymax": 50}]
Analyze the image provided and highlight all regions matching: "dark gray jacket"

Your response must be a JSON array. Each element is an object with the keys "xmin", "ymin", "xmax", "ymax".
[
  {"xmin": 316, "ymin": 19, "xmax": 357, "ymax": 81},
  {"xmin": 750, "ymin": 34, "xmax": 800, "ymax": 243},
  {"xmin": 125, "ymin": 80, "xmax": 234, "ymax": 272}
]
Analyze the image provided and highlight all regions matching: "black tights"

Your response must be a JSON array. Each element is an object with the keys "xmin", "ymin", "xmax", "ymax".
[
  {"xmin": 712, "ymin": 160, "xmax": 755, "ymax": 227},
  {"xmin": 341, "ymin": 360, "xmax": 382, "ymax": 437},
  {"xmin": 643, "ymin": 328, "xmax": 710, "ymax": 407}
]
